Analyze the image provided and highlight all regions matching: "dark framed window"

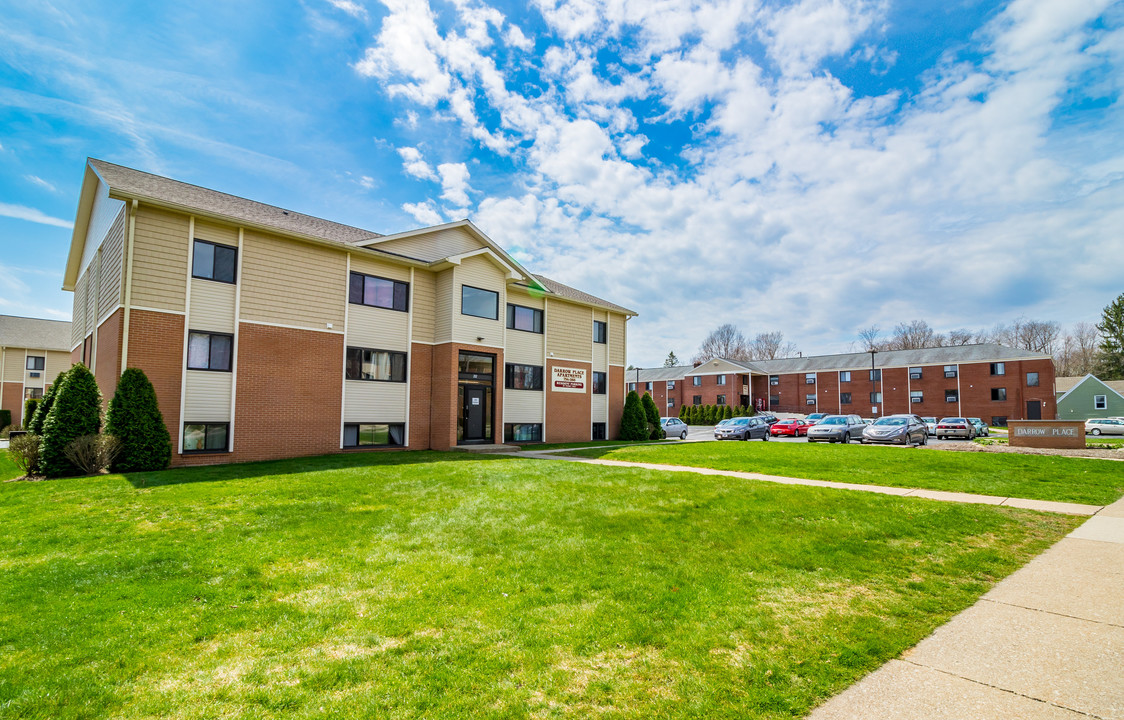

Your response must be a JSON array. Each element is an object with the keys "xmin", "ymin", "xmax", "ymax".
[
  {"xmin": 592, "ymin": 422, "xmax": 607, "ymax": 440},
  {"xmin": 769, "ymin": 375, "xmax": 780, "ymax": 386},
  {"xmin": 346, "ymin": 347, "xmax": 407, "ymax": 382},
  {"xmin": 593, "ymin": 320, "xmax": 607, "ymax": 344},
  {"xmin": 840, "ymin": 371, "xmax": 851, "ymax": 382},
  {"xmin": 991, "ymin": 387, "xmax": 1007, "ymax": 401},
  {"xmin": 505, "ymin": 363, "xmax": 543, "ymax": 391},
  {"xmin": 692, "ymin": 395, "xmax": 702, "ymax": 406},
  {"xmin": 992, "ymin": 416, "xmax": 1007, "ymax": 427},
  {"xmin": 910, "ymin": 391, "xmax": 923, "ymax": 403},
  {"xmin": 944, "ymin": 365, "xmax": 958, "ymax": 378},
  {"xmin": 592, "ymin": 371, "xmax": 607, "ymax": 394},
  {"xmin": 1027, "ymin": 372, "xmax": 1039, "ymax": 387},
  {"xmin": 805, "ymin": 373, "xmax": 816, "ymax": 385},
  {"xmin": 504, "ymin": 423, "xmax": 543, "ymax": 443},
  {"xmin": 840, "ymin": 392, "xmax": 852, "ymax": 404},
  {"xmin": 717, "ymin": 375, "xmax": 727, "ymax": 386},
  {"xmin": 717, "ymin": 395, "xmax": 726, "ymax": 405},
  {"xmin": 870, "ymin": 392, "xmax": 882, "ymax": 403},
  {"xmin": 990, "ymin": 362, "xmax": 1005, "ymax": 376},
  {"xmin": 769, "ymin": 395, "xmax": 779, "ymax": 407},
  {"xmin": 645, "ymin": 382, "xmax": 652, "ymax": 391},
  {"xmin": 506, "ymin": 303, "xmax": 543, "ymax": 333},
  {"xmin": 24, "ymin": 387, "xmax": 43, "ymax": 400},
  {"xmin": 692, "ymin": 376, "xmax": 701, "ymax": 386},
  {"xmin": 344, "ymin": 423, "xmax": 405, "ymax": 447},
  {"xmin": 909, "ymin": 367, "xmax": 922, "ymax": 380},
  {"xmin": 667, "ymin": 398, "xmax": 675, "ymax": 407},
  {"xmin": 192, "ymin": 239, "xmax": 237, "ymax": 284},
  {"xmin": 349, "ymin": 271, "xmax": 409, "ymax": 312},
  {"xmin": 26, "ymin": 356, "xmax": 45, "ymax": 371},
  {"xmin": 869, "ymin": 369, "xmax": 882, "ymax": 381},
  {"xmin": 805, "ymin": 394, "xmax": 815, "ymax": 405},
  {"xmin": 668, "ymin": 380, "xmax": 675, "ymax": 389},
  {"xmin": 628, "ymin": 383, "xmax": 636, "ymax": 392},
  {"xmin": 946, "ymin": 389, "xmax": 958, "ymax": 402},
  {"xmin": 184, "ymin": 422, "xmax": 229, "ymax": 453},
  {"xmin": 187, "ymin": 331, "xmax": 233, "ymax": 371},
  {"xmin": 461, "ymin": 285, "xmax": 498, "ymax": 319}
]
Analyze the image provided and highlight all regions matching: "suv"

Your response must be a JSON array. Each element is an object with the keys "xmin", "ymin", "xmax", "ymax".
[
  {"xmin": 862, "ymin": 414, "xmax": 928, "ymax": 445},
  {"xmin": 806, "ymin": 414, "xmax": 867, "ymax": 443}
]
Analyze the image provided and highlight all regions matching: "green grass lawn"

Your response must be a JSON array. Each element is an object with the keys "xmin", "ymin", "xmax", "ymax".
[
  {"xmin": 561, "ymin": 442, "xmax": 1124, "ymax": 505},
  {"xmin": 0, "ymin": 450, "xmax": 19, "ymax": 482},
  {"xmin": 0, "ymin": 451, "xmax": 1078, "ymax": 719}
]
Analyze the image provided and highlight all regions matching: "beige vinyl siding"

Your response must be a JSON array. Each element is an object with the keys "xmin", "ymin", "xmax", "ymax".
[
  {"xmin": 45, "ymin": 351, "xmax": 71, "ymax": 384},
  {"xmin": 350, "ymin": 254, "xmax": 410, "ymax": 283},
  {"xmin": 609, "ymin": 312, "xmax": 626, "ymax": 365},
  {"xmin": 240, "ymin": 231, "xmax": 346, "ymax": 330},
  {"xmin": 193, "ymin": 219, "xmax": 238, "ymax": 247},
  {"xmin": 433, "ymin": 269, "xmax": 454, "ymax": 345},
  {"xmin": 96, "ymin": 208, "xmax": 126, "ymax": 317},
  {"xmin": 187, "ymin": 280, "xmax": 236, "ymax": 334},
  {"xmin": 24, "ymin": 357, "xmax": 46, "ymax": 390},
  {"xmin": 183, "ymin": 371, "xmax": 233, "ymax": 422},
  {"xmin": 546, "ymin": 300, "xmax": 591, "ymax": 361},
  {"xmin": 347, "ymin": 305, "xmax": 409, "ymax": 352},
  {"xmin": 372, "ymin": 227, "xmax": 482, "ymax": 263},
  {"xmin": 411, "ymin": 270, "xmax": 436, "ymax": 344},
  {"xmin": 504, "ymin": 389, "xmax": 544, "ymax": 423},
  {"xmin": 591, "ymin": 394, "xmax": 607, "ymax": 420},
  {"xmin": 593, "ymin": 340, "xmax": 607, "ymax": 368},
  {"xmin": 131, "ymin": 206, "xmax": 189, "ymax": 312},
  {"xmin": 80, "ymin": 177, "xmax": 126, "ymax": 275},
  {"xmin": 453, "ymin": 255, "xmax": 505, "ymax": 345},
  {"xmin": 85, "ymin": 258, "xmax": 98, "ymax": 338},
  {"xmin": 343, "ymin": 381, "xmax": 408, "ymax": 423},
  {"xmin": 3, "ymin": 349, "xmax": 24, "ymax": 382},
  {"xmin": 505, "ymin": 328, "xmax": 544, "ymax": 365},
  {"xmin": 72, "ymin": 273, "xmax": 88, "ymax": 348}
]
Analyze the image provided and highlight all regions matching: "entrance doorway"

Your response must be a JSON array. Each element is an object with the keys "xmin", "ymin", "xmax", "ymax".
[
  {"xmin": 457, "ymin": 351, "xmax": 495, "ymax": 444},
  {"xmin": 1026, "ymin": 401, "xmax": 1042, "ymax": 420}
]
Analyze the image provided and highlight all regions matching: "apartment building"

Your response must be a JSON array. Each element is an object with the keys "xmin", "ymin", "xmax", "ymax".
[
  {"xmin": 631, "ymin": 345, "xmax": 1056, "ymax": 425},
  {"xmin": 0, "ymin": 316, "xmax": 73, "ymax": 427},
  {"xmin": 64, "ymin": 159, "xmax": 634, "ymax": 465}
]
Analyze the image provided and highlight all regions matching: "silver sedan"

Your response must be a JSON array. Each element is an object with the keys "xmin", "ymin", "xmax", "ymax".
[{"xmin": 806, "ymin": 415, "xmax": 867, "ymax": 444}]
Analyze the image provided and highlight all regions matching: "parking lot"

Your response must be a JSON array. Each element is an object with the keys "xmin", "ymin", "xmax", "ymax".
[{"xmin": 679, "ymin": 424, "xmax": 990, "ymax": 447}]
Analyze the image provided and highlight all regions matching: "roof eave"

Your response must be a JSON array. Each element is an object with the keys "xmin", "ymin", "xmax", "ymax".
[{"xmin": 62, "ymin": 163, "xmax": 102, "ymax": 291}]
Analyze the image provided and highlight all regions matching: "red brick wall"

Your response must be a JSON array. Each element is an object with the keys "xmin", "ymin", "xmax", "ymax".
[
  {"xmin": 94, "ymin": 308, "xmax": 123, "ymax": 408},
  {"xmin": 126, "ymin": 309, "xmax": 185, "ymax": 459},
  {"xmin": 2, "ymin": 383, "xmax": 23, "ymax": 427},
  {"xmin": 408, "ymin": 342, "xmax": 432, "ymax": 450},
  {"xmin": 608, "ymin": 365, "xmax": 624, "ymax": 438},
  {"xmin": 546, "ymin": 359, "xmax": 592, "ymax": 443},
  {"xmin": 429, "ymin": 342, "xmax": 504, "ymax": 450}
]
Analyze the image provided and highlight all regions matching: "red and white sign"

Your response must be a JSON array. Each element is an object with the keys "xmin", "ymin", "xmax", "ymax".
[{"xmin": 551, "ymin": 367, "xmax": 587, "ymax": 393}]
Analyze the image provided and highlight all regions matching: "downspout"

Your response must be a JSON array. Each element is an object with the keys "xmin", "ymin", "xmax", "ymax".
[{"xmin": 120, "ymin": 199, "xmax": 138, "ymax": 373}]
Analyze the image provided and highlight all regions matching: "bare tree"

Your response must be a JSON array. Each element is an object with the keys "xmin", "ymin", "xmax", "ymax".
[
  {"xmin": 857, "ymin": 325, "xmax": 882, "ymax": 352},
  {"xmin": 693, "ymin": 324, "xmax": 750, "ymax": 363},
  {"xmin": 1055, "ymin": 322, "xmax": 1100, "ymax": 376},
  {"xmin": 749, "ymin": 331, "xmax": 799, "ymax": 360},
  {"xmin": 1018, "ymin": 320, "xmax": 1061, "ymax": 354},
  {"xmin": 945, "ymin": 329, "xmax": 975, "ymax": 346},
  {"xmin": 889, "ymin": 320, "xmax": 939, "ymax": 350}
]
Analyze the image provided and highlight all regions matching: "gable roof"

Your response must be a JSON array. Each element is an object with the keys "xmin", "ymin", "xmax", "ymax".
[
  {"xmin": 1055, "ymin": 375, "xmax": 1124, "ymax": 396},
  {"xmin": 0, "ymin": 315, "xmax": 72, "ymax": 352},
  {"xmin": 630, "ymin": 365, "xmax": 694, "ymax": 383},
  {"xmin": 1056, "ymin": 375, "xmax": 1124, "ymax": 404}
]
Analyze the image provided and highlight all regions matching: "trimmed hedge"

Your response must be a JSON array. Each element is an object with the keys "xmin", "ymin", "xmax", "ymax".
[
  {"xmin": 107, "ymin": 368, "xmax": 172, "ymax": 472},
  {"xmin": 620, "ymin": 390, "xmax": 648, "ymax": 441},
  {"xmin": 39, "ymin": 364, "xmax": 103, "ymax": 478}
]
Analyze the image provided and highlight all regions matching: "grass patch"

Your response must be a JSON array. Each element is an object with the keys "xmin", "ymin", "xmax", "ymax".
[
  {"xmin": 0, "ymin": 450, "xmax": 20, "ymax": 482},
  {"xmin": 521, "ymin": 439, "xmax": 680, "ymax": 451},
  {"xmin": 0, "ymin": 451, "xmax": 1078, "ymax": 719},
  {"xmin": 562, "ymin": 442, "xmax": 1124, "ymax": 505}
]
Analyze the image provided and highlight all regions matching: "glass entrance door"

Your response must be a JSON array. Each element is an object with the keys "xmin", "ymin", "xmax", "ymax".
[{"xmin": 457, "ymin": 351, "xmax": 495, "ymax": 444}]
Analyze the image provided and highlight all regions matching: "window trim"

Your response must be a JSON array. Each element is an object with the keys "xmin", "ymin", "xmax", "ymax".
[
  {"xmin": 349, "ymin": 271, "xmax": 409, "ymax": 313},
  {"xmin": 592, "ymin": 371, "xmax": 607, "ymax": 395},
  {"xmin": 944, "ymin": 365, "xmax": 958, "ymax": 378},
  {"xmin": 345, "ymin": 347, "xmax": 408, "ymax": 383},
  {"xmin": 186, "ymin": 331, "xmax": 234, "ymax": 372},
  {"xmin": 343, "ymin": 422, "xmax": 406, "ymax": 448},
  {"xmin": 692, "ymin": 376, "xmax": 702, "ymax": 386},
  {"xmin": 593, "ymin": 320, "xmax": 607, "ymax": 344},
  {"xmin": 191, "ymin": 239, "xmax": 238, "ymax": 284},
  {"xmin": 183, "ymin": 422, "xmax": 230, "ymax": 453},
  {"xmin": 717, "ymin": 394, "xmax": 726, "ymax": 406},
  {"xmin": 990, "ymin": 362, "xmax": 1006, "ymax": 376},
  {"xmin": 692, "ymin": 395, "xmax": 702, "ymax": 406},
  {"xmin": 460, "ymin": 284, "xmax": 499, "ymax": 320},
  {"xmin": 1094, "ymin": 395, "xmax": 1107, "ymax": 410},
  {"xmin": 909, "ymin": 367, "xmax": 922, "ymax": 380},
  {"xmin": 991, "ymin": 387, "xmax": 1007, "ymax": 401},
  {"xmin": 591, "ymin": 422, "xmax": 607, "ymax": 441},
  {"xmin": 505, "ymin": 363, "xmax": 544, "ymax": 391},
  {"xmin": 506, "ymin": 303, "xmax": 543, "ymax": 334},
  {"xmin": 769, "ymin": 375, "xmax": 780, "ymax": 386},
  {"xmin": 717, "ymin": 375, "xmax": 727, "ymax": 386},
  {"xmin": 1026, "ymin": 372, "xmax": 1039, "ymax": 387},
  {"xmin": 26, "ymin": 356, "xmax": 45, "ymax": 371},
  {"xmin": 946, "ymin": 389, "xmax": 959, "ymax": 402},
  {"xmin": 839, "ymin": 371, "xmax": 852, "ymax": 382},
  {"xmin": 840, "ymin": 392, "xmax": 853, "ymax": 405}
]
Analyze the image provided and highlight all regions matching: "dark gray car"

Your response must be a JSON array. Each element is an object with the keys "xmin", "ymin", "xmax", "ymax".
[
  {"xmin": 806, "ymin": 414, "xmax": 866, "ymax": 443},
  {"xmin": 862, "ymin": 414, "xmax": 928, "ymax": 445},
  {"xmin": 714, "ymin": 416, "xmax": 770, "ymax": 441}
]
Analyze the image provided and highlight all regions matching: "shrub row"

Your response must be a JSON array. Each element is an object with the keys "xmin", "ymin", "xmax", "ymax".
[{"xmin": 678, "ymin": 404, "xmax": 756, "ymax": 425}]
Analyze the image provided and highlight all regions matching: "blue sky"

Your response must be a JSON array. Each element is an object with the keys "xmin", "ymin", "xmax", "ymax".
[{"xmin": 1, "ymin": 0, "xmax": 1121, "ymax": 366}]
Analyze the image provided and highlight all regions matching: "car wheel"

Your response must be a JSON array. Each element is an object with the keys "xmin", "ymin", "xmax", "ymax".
[
  {"xmin": 680, "ymin": 431, "xmax": 687, "ymax": 440},
  {"xmin": 841, "ymin": 433, "xmax": 850, "ymax": 444},
  {"xmin": 920, "ymin": 433, "xmax": 928, "ymax": 446},
  {"xmin": 1092, "ymin": 428, "xmax": 1102, "ymax": 436}
]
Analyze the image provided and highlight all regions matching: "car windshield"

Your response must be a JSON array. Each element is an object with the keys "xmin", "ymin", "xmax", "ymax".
[
  {"xmin": 873, "ymin": 417, "xmax": 907, "ymax": 426},
  {"xmin": 922, "ymin": 417, "xmax": 936, "ymax": 423},
  {"xmin": 819, "ymin": 417, "xmax": 846, "ymax": 425},
  {"xmin": 968, "ymin": 418, "xmax": 982, "ymax": 423},
  {"xmin": 716, "ymin": 419, "xmax": 734, "ymax": 427},
  {"xmin": 942, "ymin": 418, "xmax": 966, "ymax": 423},
  {"xmin": 730, "ymin": 418, "xmax": 750, "ymax": 425}
]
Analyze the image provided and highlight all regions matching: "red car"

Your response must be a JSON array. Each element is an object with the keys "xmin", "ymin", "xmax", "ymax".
[{"xmin": 770, "ymin": 418, "xmax": 811, "ymax": 436}]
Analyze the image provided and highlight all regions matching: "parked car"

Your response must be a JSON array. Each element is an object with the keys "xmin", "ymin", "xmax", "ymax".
[
  {"xmin": 936, "ymin": 417, "xmax": 976, "ymax": 440},
  {"xmin": 715, "ymin": 416, "xmax": 770, "ymax": 441},
  {"xmin": 770, "ymin": 418, "xmax": 811, "ymax": 436},
  {"xmin": 756, "ymin": 412, "xmax": 780, "ymax": 426},
  {"xmin": 806, "ymin": 415, "xmax": 867, "ymax": 443},
  {"xmin": 862, "ymin": 414, "xmax": 928, "ymax": 445},
  {"xmin": 661, "ymin": 417, "xmax": 689, "ymax": 440},
  {"xmin": 921, "ymin": 417, "xmax": 938, "ymax": 435},
  {"xmin": 967, "ymin": 418, "xmax": 989, "ymax": 437},
  {"xmin": 1086, "ymin": 418, "xmax": 1124, "ymax": 436},
  {"xmin": 805, "ymin": 413, "xmax": 828, "ymax": 425}
]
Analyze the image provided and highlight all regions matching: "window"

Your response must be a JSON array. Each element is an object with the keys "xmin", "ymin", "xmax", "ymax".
[
  {"xmin": 840, "ymin": 392, "xmax": 852, "ymax": 404},
  {"xmin": 592, "ymin": 422, "xmax": 607, "ymax": 440},
  {"xmin": 461, "ymin": 285, "xmax": 498, "ymax": 319},
  {"xmin": 717, "ymin": 395, "xmax": 726, "ymax": 405},
  {"xmin": 946, "ymin": 389, "xmax": 959, "ymax": 402},
  {"xmin": 593, "ymin": 320, "xmax": 607, "ymax": 344},
  {"xmin": 909, "ymin": 367, "xmax": 922, "ymax": 380},
  {"xmin": 192, "ymin": 240, "xmax": 237, "ymax": 284},
  {"xmin": 350, "ymin": 272, "xmax": 409, "ymax": 312},
  {"xmin": 1095, "ymin": 395, "xmax": 1107, "ymax": 410},
  {"xmin": 717, "ymin": 375, "xmax": 726, "ymax": 386},
  {"xmin": 806, "ymin": 394, "xmax": 816, "ymax": 405},
  {"xmin": 870, "ymin": 392, "xmax": 882, "ymax": 403},
  {"xmin": 506, "ymin": 363, "xmax": 544, "ymax": 391},
  {"xmin": 910, "ymin": 390, "xmax": 923, "ymax": 403},
  {"xmin": 692, "ymin": 376, "xmax": 702, "ymax": 386},
  {"xmin": 506, "ymin": 304, "xmax": 543, "ymax": 333},
  {"xmin": 592, "ymin": 371, "xmax": 607, "ymax": 395},
  {"xmin": 645, "ymin": 382, "xmax": 652, "ymax": 391},
  {"xmin": 24, "ymin": 387, "xmax": 43, "ymax": 400},
  {"xmin": 26, "ymin": 356, "xmax": 45, "ymax": 371},
  {"xmin": 504, "ymin": 423, "xmax": 543, "ymax": 443},
  {"xmin": 628, "ymin": 383, "xmax": 636, "ymax": 392},
  {"xmin": 989, "ymin": 362, "xmax": 1005, "ymax": 376},
  {"xmin": 869, "ymin": 369, "xmax": 882, "ymax": 381},
  {"xmin": 344, "ymin": 423, "xmax": 405, "ymax": 447},
  {"xmin": 769, "ymin": 395, "xmax": 779, "ymax": 407},
  {"xmin": 693, "ymin": 395, "xmax": 702, "ymax": 406},
  {"xmin": 805, "ymin": 373, "xmax": 816, "ymax": 385},
  {"xmin": 944, "ymin": 365, "xmax": 958, "ymax": 378},
  {"xmin": 1027, "ymin": 372, "xmax": 1039, "ymax": 387},
  {"xmin": 839, "ymin": 371, "xmax": 851, "ymax": 382},
  {"xmin": 346, "ymin": 347, "xmax": 407, "ymax": 382},
  {"xmin": 991, "ymin": 387, "xmax": 1007, "ymax": 401},
  {"xmin": 184, "ymin": 422, "xmax": 229, "ymax": 452},
  {"xmin": 668, "ymin": 380, "xmax": 675, "ymax": 389},
  {"xmin": 187, "ymin": 332, "xmax": 233, "ymax": 371},
  {"xmin": 459, "ymin": 352, "xmax": 493, "ymax": 377},
  {"xmin": 769, "ymin": 375, "xmax": 780, "ymax": 386},
  {"xmin": 667, "ymin": 398, "xmax": 675, "ymax": 407},
  {"xmin": 992, "ymin": 416, "xmax": 1007, "ymax": 427}
]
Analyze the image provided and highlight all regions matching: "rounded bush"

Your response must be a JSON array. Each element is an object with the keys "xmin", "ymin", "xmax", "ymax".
[{"xmin": 106, "ymin": 368, "xmax": 172, "ymax": 472}]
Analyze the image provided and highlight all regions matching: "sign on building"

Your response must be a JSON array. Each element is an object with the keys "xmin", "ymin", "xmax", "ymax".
[{"xmin": 551, "ymin": 367, "xmax": 587, "ymax": 393}]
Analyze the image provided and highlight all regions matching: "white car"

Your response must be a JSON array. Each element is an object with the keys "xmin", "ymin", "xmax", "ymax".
[
  {"xmin": 661, "ymin": 417, "xmax": 689, "ymax": 440},
  {"xmin": 1085, "ymin": 418, "xmax": 1124, "ymax": 436}
]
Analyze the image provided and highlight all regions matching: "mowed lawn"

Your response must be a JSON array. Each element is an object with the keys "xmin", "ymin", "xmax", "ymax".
[
  {"xmin": 0, "ymin": 451, "xmax": 1079, "ymax": 719},
  {"xmin": 563, "ymin": 442, "xmax": 1124, "ymax": 505}
]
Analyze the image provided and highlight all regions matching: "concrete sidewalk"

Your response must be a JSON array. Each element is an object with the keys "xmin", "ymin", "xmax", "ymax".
[{"xmin": 809, "ymin": 497, "xmax": 1124, "ymax": 719}]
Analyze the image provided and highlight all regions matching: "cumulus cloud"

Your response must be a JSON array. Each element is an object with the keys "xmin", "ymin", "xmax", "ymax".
[
  {"xmin": 402, "ymin": 200, "xmax": 444, "ymax": 225},
  {"xmin": 437, "ymin": 162, "xmax": 472, "ymax": 207},
  {"xmin": 398, "ymin": 146, "xmax": 437, "ymax": 179}
]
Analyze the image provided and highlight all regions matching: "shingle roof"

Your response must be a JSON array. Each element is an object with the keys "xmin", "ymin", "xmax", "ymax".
[
  {"xmin": 534, "ymin": 275, "xmax": 637, "ymax": 316},
  {"xmin": 0, "ymin": 315, "xmax": 72, "ymax": 351},
  {"xmin": 89, "ymin": 159, "xmax": 383, "ymax": 247},
  {"xmin": 1056, "ymin": 375, "xmax": 1124, "ymax": 395},
  {"xmin": 630, "ymin": 366, "xmax": 694, "ymax": 383}
]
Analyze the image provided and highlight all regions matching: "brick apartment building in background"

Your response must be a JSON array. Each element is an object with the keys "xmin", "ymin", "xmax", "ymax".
[
  {"xmin": 0, "ymin": 316, "xmax": 72, "ymax": 427},
  {"xmin": 630, "ymin": 345, "xmax": 1057, "ymax": 425},
  {"xmin": 64, "ymin": 159, "xmax": 635, "ymax": 465}
]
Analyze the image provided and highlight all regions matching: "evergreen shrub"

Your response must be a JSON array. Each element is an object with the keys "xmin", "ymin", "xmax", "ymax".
[
  {"xmin": 39, "ymin": 365, "xmax": 103, "ymax": 478},
  {"xmin": 106, "ymin": 368, "xmax": 172, "ymax": 472}
]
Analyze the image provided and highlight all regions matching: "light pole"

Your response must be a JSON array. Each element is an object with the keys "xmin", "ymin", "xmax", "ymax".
[{"xmin": 870, "ymin": 349, "xmax": 878, "ymax": 416}]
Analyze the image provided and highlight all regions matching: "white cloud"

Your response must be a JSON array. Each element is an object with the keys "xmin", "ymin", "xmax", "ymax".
[
  {"xmin": 359, "ymin": 175, "xmax": 375, "ymax": 189},
  {"xmin": 402, "ymin": 200, "xmax": 444, "ymax": 225},
  {"xmin": 24, "ymin": 175, "xmax": 57, "ymax": 193},
  {"xmin": 437, "ymin": 162, "xmax": 472, "ymax": 207},
  {"xmin": 0, "ymin": 202, "xmax": 73, "ymax": 228},
  {"xmin": 763, "ymin": 0, "xmax": 884, "ymax": 76},
  {"xmin": 505, "ymin": 25, "xmax": 533, "ymax": 51},
  {"xmin": 327, "ymin": 0, "xmax": 368, "ymax": 21},
  {"xmin": 397, "ymin": 146, "xmax": 437, "ymax": 179}
]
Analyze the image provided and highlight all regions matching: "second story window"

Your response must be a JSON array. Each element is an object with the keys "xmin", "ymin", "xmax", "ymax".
[
  {"xmin": 505, "ymin": 363, "xmax": 543, "ymax": 391},
  {"xmin": 717, "ymin": 375, "xmax": 726, "ymax": 386},
  {"xmin": 944, "ymin": 365, "xmax": 958, "ymax": 378},
  {"xmin": 192, "ymin": 239, "xmax": 237, "ymax": 284},
  {"xmin": 350, "ymin": 272, "xmax": 408, "ymax": 312},
  {"xmin": 346, "ymin": 347, "xmax": 407, "ymax": 382},
  {"xmin": 26, "ymin": 356, "xmax": 45, "ymax": 371},
  {"xmin": 909, "ymin": 367, "xmax": 922, "ymax": 380},
  {"xmin": 990, "ymin": 362, "xmax": 1006, "ymax": 376},
  {"xmin": 692, "ymin": 376, "xmax": 701, "ymax": 386},
  {"xmin": 805, "ymin": 373, "xmax": 815, "ymax": 384},
  {"xmin": 506, "ymin": 304, "xmax": 543, "ymax": 333},
  {"xmin": 840, "ymin": 371, "xmax": 851, "ymax": 382},
  {"xmin": 187, "ymin": 332, "xmax": 233, "ymax": 371},
  {"xmin": 461, "ymin": 285, "xmax": 498, "ymax": 320},
  {"xmin": 592, "ymin": 371, "xmax": 606, "ymax": 394},
  {"xmin": 769, "ymin": 375, "xmax": 779, "ymax": 386},
  {"xmin": 593, "ymin": 320, "xmax": 607, "ymax": 344}
]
